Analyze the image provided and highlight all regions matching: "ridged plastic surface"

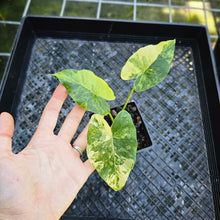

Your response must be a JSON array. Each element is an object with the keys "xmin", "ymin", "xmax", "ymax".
[{"xmin": 13, "ymin": 39, "xmax": 215, "ymax": 219}]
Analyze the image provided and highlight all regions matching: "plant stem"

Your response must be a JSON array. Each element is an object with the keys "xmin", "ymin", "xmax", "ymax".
[
  {"xmin": 108, "ymin": 112, "xmax": 114, "ymax": 122},
  {"xmin": 123, "ymin": 87, "xmax": 135, "ymax": 110}
]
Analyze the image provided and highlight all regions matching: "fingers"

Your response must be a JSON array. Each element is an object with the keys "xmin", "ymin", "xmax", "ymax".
[
  {"xmin": 74, "ymin": 123, "xmax": 95, "ymax": 176},
  {"xmin": 37, "ymin": 84, "xmax": 68, "ymax": 133},
  {"xmin": 58, "ymin": 104, "xmax": 85, "ymax": 142},
  {"xmin": 0, "ymin": 112, "xmax": 14, "ymax": 156},
  {"xmin": 72, "ymin": 123, "xmax": 89, "ymax": 156}
]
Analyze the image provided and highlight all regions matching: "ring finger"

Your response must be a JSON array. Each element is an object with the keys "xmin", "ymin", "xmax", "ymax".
[{"xmin": 72, "ymin": 123, "xmax": 89, "ymax": 157}]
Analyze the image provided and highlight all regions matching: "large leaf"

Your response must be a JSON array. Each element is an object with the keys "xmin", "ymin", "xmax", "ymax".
[
  {"xmin": 87, "ymin": 110, "xmax": 137, "ymax": 191},
  {"xmin": 53, "ymin": 69, "xmax": 115, "ymax": 115},
  {"xmin": 121, "ymin": 39, "xmax": 176, "ymax": 92}
]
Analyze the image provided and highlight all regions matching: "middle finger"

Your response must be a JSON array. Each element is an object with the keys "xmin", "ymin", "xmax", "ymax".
[{"xmin": 58, "ymin": 104, "xmax": 85, "ymax": 142}]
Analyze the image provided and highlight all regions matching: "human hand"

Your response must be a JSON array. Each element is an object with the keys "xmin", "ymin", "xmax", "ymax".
[{"xmin": 0, "ymin": 84, "xmax": 94, "ymax": 220}]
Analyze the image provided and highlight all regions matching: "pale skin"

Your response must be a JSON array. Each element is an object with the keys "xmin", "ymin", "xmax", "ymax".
[{"xmin": 0, "ymin": 84, "xmax": 94, "ymax": 220}]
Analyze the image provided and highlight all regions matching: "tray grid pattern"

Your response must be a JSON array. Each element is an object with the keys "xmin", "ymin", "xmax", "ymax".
[{"xmin": 12, "ymin": 38, "xmax": 215, "ymax": 219}]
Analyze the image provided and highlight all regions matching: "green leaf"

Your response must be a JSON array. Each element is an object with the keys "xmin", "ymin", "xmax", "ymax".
[
  {"xmin": 53, "ymin": 69, "xmax": 115, "ymax": 115},
  {"xmin": 121, "ymin": 39, "xmax": 176, "ymax": 92},
  {"xmin": 87, "ymin": 110, "xmax": 137, "ymax": 191}
]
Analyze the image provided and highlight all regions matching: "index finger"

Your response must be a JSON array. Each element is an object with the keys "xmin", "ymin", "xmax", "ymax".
[{"xmin": 37, "ymin": 84, "xmax": 68, "ymax": 133}]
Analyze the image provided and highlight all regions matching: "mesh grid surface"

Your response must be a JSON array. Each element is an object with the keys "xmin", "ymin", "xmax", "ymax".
[{"xmin": 12, "ymin": 38, "xmax": 215, "ymax": 219}]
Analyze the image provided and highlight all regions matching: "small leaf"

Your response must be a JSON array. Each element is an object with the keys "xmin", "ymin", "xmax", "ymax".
[
  {"xmin": 121, "ymin": 44, "xmax": 162, "ymax": 80},
  {"xmin": 87, "ymin": 110, "xmax": 137, "ymax": 191},
  {"xmin": 53, "ymin": 69, "xmax": 115, "ymax": 115},
  {"xmin": 121, "ymin": 40, "xmax": 176, "ymax": 92}
]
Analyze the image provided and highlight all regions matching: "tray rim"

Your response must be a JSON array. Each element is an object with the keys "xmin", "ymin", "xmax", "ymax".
[{"xmin": 0, "ymin": 15, "xmax": 219, "ymax": 218}]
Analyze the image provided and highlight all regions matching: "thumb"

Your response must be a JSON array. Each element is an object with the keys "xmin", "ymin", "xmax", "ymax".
[{"xmin": 0, "ymin": 112, "xmax": 14, "ymax": 156}]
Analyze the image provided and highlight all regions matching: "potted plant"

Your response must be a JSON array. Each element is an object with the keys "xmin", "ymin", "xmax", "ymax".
[{"xmin": 52, "ymin": 39, "xmax": 176, "ymax": 191}]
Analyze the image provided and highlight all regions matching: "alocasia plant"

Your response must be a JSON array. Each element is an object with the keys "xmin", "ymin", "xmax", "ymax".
[{"xmin": 53, "ymin": 39, "xmax": 176, "ymax": 191}]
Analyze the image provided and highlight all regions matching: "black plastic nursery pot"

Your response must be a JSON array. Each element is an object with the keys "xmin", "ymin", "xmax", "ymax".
[
  {"xmin": 0, "ymin": 16, "xmax": 220, "ymax": 219},
  {"xmin": 104, "ymin": 102, "xmax": 152, "ymax": 151}
]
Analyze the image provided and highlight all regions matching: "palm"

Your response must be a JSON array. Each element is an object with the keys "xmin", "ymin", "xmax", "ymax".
[{"xmin": 0, "ymin": 84, "xmax": 94, "ymax": 219}]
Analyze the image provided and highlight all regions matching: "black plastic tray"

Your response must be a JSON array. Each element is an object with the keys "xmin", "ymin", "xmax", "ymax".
[
  {"xmin": 214, "ymin": 29, "xmax": 220, "ymax": 84},
  {"xmin": 0, "ymin": 16, "xmax": 220, "ymax": 219}
]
